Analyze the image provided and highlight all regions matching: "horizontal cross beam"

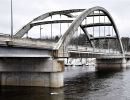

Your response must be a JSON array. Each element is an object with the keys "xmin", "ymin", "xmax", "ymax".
[
  {"xmin": 31, "ymin": 20, "xmax": 73, "ymax": 26},
  {"xmin": 82, "ymin": 23, "xmax": 112, "ymax": 28},
  {"xmin": 87, "ymin": 13, "xmax": 106, "ymax": 17},
  {"xmin": 90, "ymin": 36, "xmax": 117, "ymax": 40}
]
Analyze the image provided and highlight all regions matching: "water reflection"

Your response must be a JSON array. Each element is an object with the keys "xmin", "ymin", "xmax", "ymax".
[
  {"xmin": 0, "ymin": 66, "xmax": 130, "ymax": 100},
  {"xmin": 0, "ymin": 86, "xmax": 64, "ymax": 100},
  {"xmin": 64, "ymin": 66, "xmax": 127, "ymax": 100}
]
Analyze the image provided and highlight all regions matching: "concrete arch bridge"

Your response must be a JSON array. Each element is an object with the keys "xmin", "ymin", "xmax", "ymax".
[{"xmin": 0, "ymin": 6, "xmax": 129, "ymax": 88}]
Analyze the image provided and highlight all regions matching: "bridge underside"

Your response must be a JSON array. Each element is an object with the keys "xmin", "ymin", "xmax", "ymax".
[{"xmin": 0, "ymin": 46, "xmax": 51, "ymax": 57}]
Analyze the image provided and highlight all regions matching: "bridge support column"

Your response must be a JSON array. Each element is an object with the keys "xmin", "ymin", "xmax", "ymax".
[
  {"xmin": 96, "ymin": 58, "xmax": 126, "ymax": 71},
  {"xmin": 125, "ymin": 59, "xmax": 130, "ymax": 67},
  {"xmin": 0, "ymin": 58, "xmax": 64, "ymax": 88}
]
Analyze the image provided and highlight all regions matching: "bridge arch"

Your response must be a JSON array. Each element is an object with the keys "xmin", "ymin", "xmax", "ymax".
[
  {"xmin": 54, "ymin": 6, "xmax": 124, "ymax": 55},
  {"xmin": 14, "ymin": 9, "xmax": 84, "ymax": 38}
]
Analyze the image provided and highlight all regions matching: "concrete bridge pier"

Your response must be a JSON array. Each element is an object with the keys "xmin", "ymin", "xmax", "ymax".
[
  {"xmin": 0, "ymin": 58, "xmax": 64, "ymax": 88},
  {"xmin": 125, "ymin": 59, "xmax": 130, "ymax": 68},
  {"xmin": 96, "ymin": 58, "xmax": 126, "ymax": 71}
]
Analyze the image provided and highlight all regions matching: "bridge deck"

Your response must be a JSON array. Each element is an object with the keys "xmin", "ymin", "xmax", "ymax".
[
  {"xmin": 0, "ymin": 35, "xmax": 55, "ymax": 57},
  {"xmin": 0, "ymin": 35, "xmax": 129, "ymax": 58},
  {"xmin": 68, "ymin": 50, "xmax": 124, "ymax": 59},
  {"xmin": 0, "ymin": 35, "xmax": 55, "ymax": 49}
]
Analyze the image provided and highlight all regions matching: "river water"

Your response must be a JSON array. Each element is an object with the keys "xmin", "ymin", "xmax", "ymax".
[{"xmin": 0, "ymin": 66, "xmax": 130, "ymax": 100}]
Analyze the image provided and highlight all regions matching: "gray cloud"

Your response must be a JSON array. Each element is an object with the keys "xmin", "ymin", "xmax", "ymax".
[{"xmin": 0, "ymin": 0, "xmax": 130, "ymax": 37}]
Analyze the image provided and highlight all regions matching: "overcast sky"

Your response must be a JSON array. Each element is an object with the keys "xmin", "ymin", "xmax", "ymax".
[{"xmin": 0, "ymin": 0, "xmax": 130, "ymax": 37}]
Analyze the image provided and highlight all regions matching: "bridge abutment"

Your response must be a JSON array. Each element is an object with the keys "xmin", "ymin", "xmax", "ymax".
[
  {"xmin": 96, "ymin": 58, "xmax": 126, "ymax": 71},
  {"xmin": 0, "ymin": 58, "xmax": 64, "ymax": 88}
]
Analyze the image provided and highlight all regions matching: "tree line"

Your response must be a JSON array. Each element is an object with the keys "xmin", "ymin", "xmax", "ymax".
[{"xmin": 38, "ymin": 34, "xmax": 130, "ymax": 52}]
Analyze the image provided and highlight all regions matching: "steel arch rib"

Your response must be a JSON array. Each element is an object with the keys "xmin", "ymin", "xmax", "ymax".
[
  {"xmin": 55, "ymin": 6, "xmax": 124, "ymax": 54},
  {"xmin": 14, "ymin": 9, "xmax": 85, "ymax": 38}
]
